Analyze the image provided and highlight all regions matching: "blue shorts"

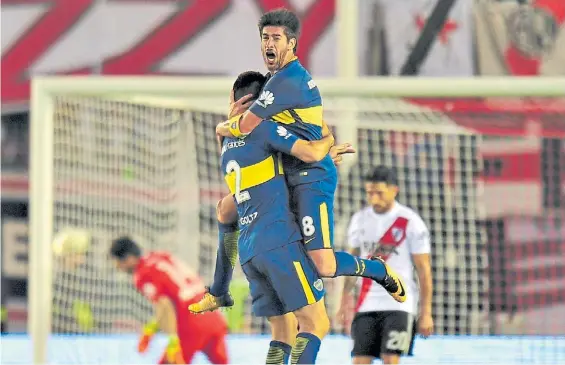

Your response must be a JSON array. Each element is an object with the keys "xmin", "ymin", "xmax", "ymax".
[
  {"xmin": 290, "ymin": 177, "xmax": 337, "ymax": 251},
  {"xmin": 241, "ymin": 241, "xmax": 325, "ymax": 317}
]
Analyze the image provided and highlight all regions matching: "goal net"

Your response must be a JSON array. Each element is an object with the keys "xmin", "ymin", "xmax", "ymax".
[{"xmin": 29, "ymin": 77, "xmax": 565, "ymax": 363}]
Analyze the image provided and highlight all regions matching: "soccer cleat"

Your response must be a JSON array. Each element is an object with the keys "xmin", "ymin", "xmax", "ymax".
[
  {"xmin": 371, "ymin": 256, "xmax": 407, "ymax": 303},
  {"xmin": 188, "ymin": 287, "xmax": 234, "ymax": 314}
]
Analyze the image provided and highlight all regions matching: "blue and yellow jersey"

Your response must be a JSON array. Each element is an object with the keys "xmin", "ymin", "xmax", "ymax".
[
  {"xmin": 221, "ymin": 121, "xmax": 303, "ymax": 264},
  {"xmin": 249, "ymin": 58, "xmax": 336, "ymax": 186}
]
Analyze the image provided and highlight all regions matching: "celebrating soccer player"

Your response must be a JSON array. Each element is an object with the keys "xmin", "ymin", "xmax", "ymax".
[
  {"xmin": 109, "ymin": 237, "xmax": 228, "ymax": 364},
  {"xmin": 196, "ymin": 71, "xmax": 336, "ymax": 364},
  {"xmin": 213, "ymin": 8, "xmax": 406, "ymax": 302},
  {"xmin": 338, "ymin": 166, "xmax": 434, "ymax": 365}
]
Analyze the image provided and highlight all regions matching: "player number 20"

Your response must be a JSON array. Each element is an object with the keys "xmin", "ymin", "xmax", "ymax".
[
  {"xmin": 301, "ymin": 216, "xmax": 316, "ymax": 237},
  {"xmin": 226, "ymin": 160, "xmax": 250, "ymax": 204},
  {"xmin": 385, "ymin": 330, "xmax": 410, "ymax": 352}
]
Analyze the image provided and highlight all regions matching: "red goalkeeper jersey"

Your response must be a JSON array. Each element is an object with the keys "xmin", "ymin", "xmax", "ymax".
[{"xmin": 133, "ymin": 251, "xmax": 226, "ymax": 336}]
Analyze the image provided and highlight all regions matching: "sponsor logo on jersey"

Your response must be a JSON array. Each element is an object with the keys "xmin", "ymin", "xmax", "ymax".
[
  {"xmin": 257, "ymin": 90, "xmax": 275, "ymax": 108},
  {"xmin": 276, "ymin": 126, "xmax": 292, "ymax": 139},
  {"xmin": 221, "ymin": 140, "xmax": 246, "ymax": 154},
  {"xmin": 307, "ymin": 79, "xmax": 317, "ymax": 89}
]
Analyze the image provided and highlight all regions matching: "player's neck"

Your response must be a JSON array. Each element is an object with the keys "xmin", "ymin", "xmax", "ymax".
[{"xmin": 273, "ymin": 55, "xmax": 297, "ymax": 74}]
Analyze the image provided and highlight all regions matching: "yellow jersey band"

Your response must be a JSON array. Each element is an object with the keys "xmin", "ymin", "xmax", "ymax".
[
  {"xmin": 228, "ymin": 114, "xmax": 248, "ymax": 138},
  {"xmin": 225, "ymin": 155, "xmax": 277, "ymax": 194}
]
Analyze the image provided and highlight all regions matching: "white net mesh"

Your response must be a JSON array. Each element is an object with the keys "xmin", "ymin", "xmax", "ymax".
[
  {"xmin": 51, "ymin": 96, "xmax": 199, "ymax": 333},
  {"xmin": 47, "ymin": 92, "xmax": 565, "ymax": 363},
  {"xmin": 50, "ymin": 95, "xmax": 488, "ymax": 336}
]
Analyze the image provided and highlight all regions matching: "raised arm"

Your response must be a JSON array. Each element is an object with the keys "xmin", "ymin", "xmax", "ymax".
[
  {"xmin": 218, "ymin": 73, "xmax": 303, "ymax": 138},
  {"xmin": 216, "ymin": 111, "xmax": 263, "ymax": 138},
  {"xmin": 289, "ymin": 120, "xmax": 334, "ymax": 162},
  {"xmin": 261, "ymin": 122, "xmax": 334, "ymax": 163},
  {"xmin": 289, "ymin": 134, "xmax": 335, "ymax": 163}
]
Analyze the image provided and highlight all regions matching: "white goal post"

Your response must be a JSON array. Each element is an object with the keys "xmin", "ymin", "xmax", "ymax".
[{"xmin": 29, "ymin": 76, "xmax": 565, "ymax": 364}]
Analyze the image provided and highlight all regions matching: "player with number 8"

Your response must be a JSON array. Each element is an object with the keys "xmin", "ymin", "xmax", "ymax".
[
  {"xmin": 195, "ymin": 70, "xmax": 340, "ymax": 364},
  {"xmin": 209, "ymin": 8, "xmax": 407, "ymax": 307}
]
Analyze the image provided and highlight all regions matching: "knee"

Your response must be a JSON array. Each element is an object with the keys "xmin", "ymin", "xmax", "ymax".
[
  {"xmin": 309, "ymin": 250, "xmax": 337, "ymax": 277},
  {"xmin": 216, "ymin": 198, "xmax": 237, "ymax": 224},
  {"xmin": 269, "ymin": 314, "xmax": 298, "ymax": 344},
  {"xmin": 315, "ymin": 312, "xmax": 331, "ymax": 338},
  {"xmin": 308, "ymin": 312, "xmax": 330, "ymax": 339},
  {"xmin": 295, "ymin": 307, "xmax": 330, "ymax": 339}
]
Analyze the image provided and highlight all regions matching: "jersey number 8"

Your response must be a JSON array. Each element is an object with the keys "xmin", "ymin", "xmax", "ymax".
[
  {"xmin": 301, "ymin": 216, "xmax": 316, "ymax": 237},
  {"xmin": 226, "ymin": 160, "xmax": 250, "ymax": 204}
]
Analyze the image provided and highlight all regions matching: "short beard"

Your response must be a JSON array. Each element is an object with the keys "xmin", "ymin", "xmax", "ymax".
[{"xmin": 275, "ymin": 47, "xmax": 292, "ymax": 71}]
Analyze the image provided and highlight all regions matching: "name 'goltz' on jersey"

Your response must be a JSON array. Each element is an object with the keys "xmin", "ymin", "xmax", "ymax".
[{"xmin": 347, "ymin": 202, "xmax": 431, "ymax": 314}]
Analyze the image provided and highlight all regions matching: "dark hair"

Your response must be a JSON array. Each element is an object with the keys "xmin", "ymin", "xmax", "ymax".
[
  {"xmin": 258, "ymin": 8, "xmax": 301, "ymax": 52},
  {"xmin": 110, "ymin": 236, "xmax": 141, "ymax": 260},
  {"xmin": 232, "ymin": 71, "xmax": 267, "ymax": 101},
  {"xmin": 365, "ymin": 165, "xmax": 398, "ymax": 185}
]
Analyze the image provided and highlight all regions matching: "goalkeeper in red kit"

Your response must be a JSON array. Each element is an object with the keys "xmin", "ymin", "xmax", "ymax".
[{"xmin": 110, "ymin": 236, "xmax": 228, "ymax": 364}]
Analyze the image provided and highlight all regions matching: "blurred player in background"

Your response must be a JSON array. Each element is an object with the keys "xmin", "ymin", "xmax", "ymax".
[
  {"xmin": 194, "ymin": 71, "xmax": 334, "ymax": 364},
  {"xmin": 110, "ymin": 236, "xmax": 228, "ymax": 364},
  {"xmin": 51, "ymin": 228, "xmax": 99, "ymax": 333},
  {"xmin": 338, "ymin": 166, "xmax": 434, "ymax": 365},
  {"xmin": 214, "ymin": 8, "xmax": 406, "ymax": 306}
]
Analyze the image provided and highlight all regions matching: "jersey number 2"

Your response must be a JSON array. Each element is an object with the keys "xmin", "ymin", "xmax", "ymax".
[{"xmin": 226, "ymin": 160, "xmax": 251, "ymax": 204}]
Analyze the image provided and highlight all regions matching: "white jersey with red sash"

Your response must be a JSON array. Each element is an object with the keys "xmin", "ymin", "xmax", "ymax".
[{"xmin": 347, "ymin": 202, "xmax": 431, "ymax": 314}]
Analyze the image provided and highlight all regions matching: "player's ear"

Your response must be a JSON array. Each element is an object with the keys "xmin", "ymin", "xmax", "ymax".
[{"xmin": 288, "ymin": 37, "xmax": 296, "ymax": 51}]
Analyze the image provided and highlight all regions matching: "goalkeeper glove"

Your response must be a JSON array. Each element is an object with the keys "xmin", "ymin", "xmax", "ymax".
[
  {"xmin": 165, "ymin": 335, "xmax": 186, "ymax": 364},
  {"xmin": 137, "ymin": 320, "xmax": 159, "ymax": 353}
]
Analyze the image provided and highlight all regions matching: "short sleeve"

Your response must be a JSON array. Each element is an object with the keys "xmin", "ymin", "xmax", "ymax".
[
  {"xmin": 407, "ymin": 215, "xmax": 431, "ymax": 255},
  {"xmin": 249, "ymin": 73, "xmax": 300, "ymax": 119},
  {"xmin": 258, "ymin": 121, "xmax": 299, "ymax": 154},
  {"xmin": 347, "ymin": 212, "xmax": 364, "ymax": 249},
  {"xmin": 135, "ymin": 267, "xmax": 165, "ymax": 303}
]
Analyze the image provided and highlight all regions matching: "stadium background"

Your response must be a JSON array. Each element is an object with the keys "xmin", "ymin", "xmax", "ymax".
[{"xmin": 1, "ymin": 0, "xmax": 564, "ymax": 363}]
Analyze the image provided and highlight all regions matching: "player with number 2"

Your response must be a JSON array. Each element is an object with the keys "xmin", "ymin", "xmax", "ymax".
[
  {"xmin": 212, "ymin": 8, "xmax": 406, "ymax": 304},
  {"xmin": 198, "ymin": 71, "xmax": 336, "ymax": 364}
]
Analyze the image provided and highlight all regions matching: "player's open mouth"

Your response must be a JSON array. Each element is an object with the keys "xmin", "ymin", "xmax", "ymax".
[{"xmin": 265, "ymin": 51, "xmax": 276, "ymax": 62}]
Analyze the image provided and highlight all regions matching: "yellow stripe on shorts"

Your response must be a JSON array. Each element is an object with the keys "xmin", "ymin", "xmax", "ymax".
[
  {"xmin": 319, "ymin": 202, "xmax": 331, "ymax": 248},
  {"xmin": 293, "ymin": 261, "xmax": 315, "ymax": 304}
]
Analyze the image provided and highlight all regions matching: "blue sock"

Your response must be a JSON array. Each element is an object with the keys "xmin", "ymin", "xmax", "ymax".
[
  {"xmin": 333, "ymin": 251, "xmax": 386, "ymax": 281},
  {"xmin": 209, "ymin": 220, "xmax": 239, "ymax": 296},
  {"xmin": 291, "ymin": 332, "xmax": 321, "ymax": 364},
  {"xmin": 266, "ymin": 340, "xmax": 292, "ymax": 364}
]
